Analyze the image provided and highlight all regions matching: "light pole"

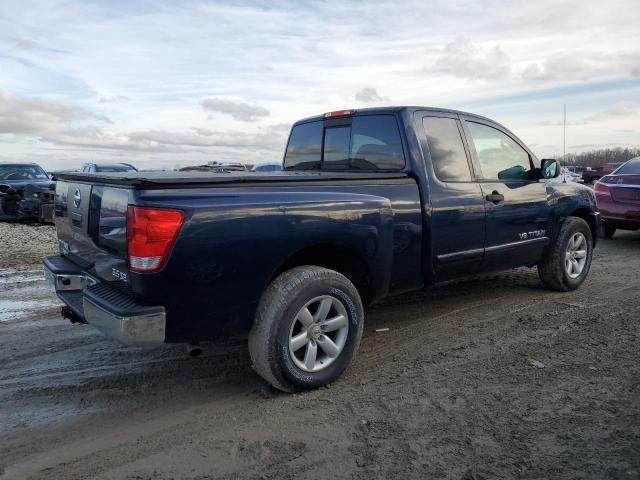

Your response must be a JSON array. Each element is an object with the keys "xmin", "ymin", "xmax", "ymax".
[{"xmin": 563, "ymin": 104, "xmax": 567, "ymax": 159}]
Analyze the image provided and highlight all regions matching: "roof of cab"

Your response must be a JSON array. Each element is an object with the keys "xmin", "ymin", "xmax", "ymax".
[
  {"xmin": 85, "ymin": 162, "xmax": 135, "ymax": 167},
  {"xmin": 292, "ymin": 106, "xmax": 496, "ymax": 126}
]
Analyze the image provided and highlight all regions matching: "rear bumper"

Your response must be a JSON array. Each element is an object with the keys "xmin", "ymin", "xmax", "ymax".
[
  {"xmin": 598, "ymin": 206, "xmax": 640, "ymax": 223},
  {"xmin": 43, "ymin": 256, "xmax": 166, "ymax": 347}
]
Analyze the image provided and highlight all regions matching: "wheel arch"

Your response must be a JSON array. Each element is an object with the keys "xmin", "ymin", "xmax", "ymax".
[
  {"xmin": 266, "ymin": 243, "xmax": 375, "ymax": 305},
  {"xmin": 569, "ymin": 207, "xmax": 599, "ymax": 247}
]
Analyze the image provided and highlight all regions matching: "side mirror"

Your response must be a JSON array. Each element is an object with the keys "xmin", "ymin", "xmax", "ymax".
[{"xmin": 541, "ymin": 158, "xmax": 559, "ymax": 179}]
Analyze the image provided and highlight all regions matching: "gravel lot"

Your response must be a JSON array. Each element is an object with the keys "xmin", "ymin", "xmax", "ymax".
[
  {"xmin": 0, "ymin": 223, "xmax": 59, "ymax": 323},
  {"xmin": 0, "ymin": 224, "xmax": 639, "ymax": 479}
]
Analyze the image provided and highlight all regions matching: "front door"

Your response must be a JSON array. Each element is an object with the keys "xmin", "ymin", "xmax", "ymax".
[{"xmin": 461, "ymin": 118, "xmax": 550, "ymax": 272}]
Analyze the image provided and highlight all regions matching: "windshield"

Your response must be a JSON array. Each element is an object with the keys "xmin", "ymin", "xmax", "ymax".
[{"xmin": 0, "ymin": 165, "xmax": 48, "ymax": 181}]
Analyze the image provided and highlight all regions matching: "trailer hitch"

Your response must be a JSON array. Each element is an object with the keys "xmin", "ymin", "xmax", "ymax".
[{"xmin": 61, "ymin": 306, "xmax": 87, "ymax": 324}]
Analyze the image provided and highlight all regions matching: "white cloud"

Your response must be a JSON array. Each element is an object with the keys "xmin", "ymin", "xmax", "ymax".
[
  {"xmin": 355, "ymin": 87, "xmax": 389, "ymax": 103},
  {"xmin": 0, "ymin": 88, "xmax": 111, "ymax": 135},
  {"xmin": 201, "ymin": 98, "xmax": 270, "ymax": 122},
  {"xmin": 537, "ymin": 104, "xmax": 640, "ymax": 127},
  {"xmin": 521, "ymin": 50, "xmax": 640, "ymax": 84},
  {"xmin": 434, "ymin": 37, "xmax": 511, "ymax": 81},
  {"xmin": 38, "ymin": 124, "xmax": 287, "ymax": 162},
  {"xmin": 98, "ymin": 95, "xmax": 129, "ymax": 104}
]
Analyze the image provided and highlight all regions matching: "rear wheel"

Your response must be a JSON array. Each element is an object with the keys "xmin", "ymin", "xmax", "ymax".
[
  {"xmin": 603, "ymin": 223, "xmax": 616, "ymax": 239},
  {"xmin": 538, "ymin": 217, "xmax": 593, "ymax": 291},
  {"xmin": 248, "ymin": 266, "xmax": 364, "ymax": 392}
]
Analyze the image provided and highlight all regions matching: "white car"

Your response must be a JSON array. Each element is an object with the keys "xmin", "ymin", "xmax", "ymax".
[{"xmin": 549, "ymin": 168, "xmax": 578, "ymax": 185}]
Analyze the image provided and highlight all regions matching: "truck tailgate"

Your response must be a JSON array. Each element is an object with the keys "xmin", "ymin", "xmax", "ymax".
[{"xmin": 54, "ymin": 179, "xmax": 131, "ymax": 282}]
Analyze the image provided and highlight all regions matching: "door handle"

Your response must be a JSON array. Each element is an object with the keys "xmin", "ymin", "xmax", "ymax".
[{"xmin": 485, "ymin": 191, "xmax": 504, "ymax": 204}]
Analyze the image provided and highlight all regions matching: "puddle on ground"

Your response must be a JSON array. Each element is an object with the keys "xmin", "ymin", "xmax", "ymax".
[
  {"xmin": 0, "ymin": 267, "xmax": 45, "ymax": 285},
  {"xmin": 0, "ymin": 267, "xmax": 60, "ymax": 322},
  {"xmin": 0, "ymin": 298, "xmax": 60, "ymax": 322}
]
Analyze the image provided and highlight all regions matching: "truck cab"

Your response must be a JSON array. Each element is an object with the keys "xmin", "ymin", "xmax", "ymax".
[{"xmin": 284, "ymin": 108, "xmax": 597, "ymax": 282}]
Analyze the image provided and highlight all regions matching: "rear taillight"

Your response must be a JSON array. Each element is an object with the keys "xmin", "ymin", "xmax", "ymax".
[
  {"xmin": 127, "ymin": 206, "xmax": 184, "ymax": 272},
  {"xmin": 594, "ymin": 181, "xmax": 611, "ymax": 197}
]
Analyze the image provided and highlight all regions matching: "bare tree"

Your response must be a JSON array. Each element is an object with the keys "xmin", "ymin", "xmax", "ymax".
[{"xmin": 559, "ymin": 147, "xmax": 640, "ymax": 168}]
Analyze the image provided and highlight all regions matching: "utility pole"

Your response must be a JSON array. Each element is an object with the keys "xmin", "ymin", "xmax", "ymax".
[{"xmin": 563, "ymin": 104, "xmax": 567, "ymax": 159}]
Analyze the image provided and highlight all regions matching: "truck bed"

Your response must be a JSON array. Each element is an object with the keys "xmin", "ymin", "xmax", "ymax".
[{"xmin": 53, "ymin": 170, "xmax": 410, "ymax": 188}]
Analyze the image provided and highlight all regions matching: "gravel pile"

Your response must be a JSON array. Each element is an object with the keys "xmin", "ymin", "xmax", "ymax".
[{"xmin": 0, "ymin": 222, "xmax": 58, "ymax": 268}]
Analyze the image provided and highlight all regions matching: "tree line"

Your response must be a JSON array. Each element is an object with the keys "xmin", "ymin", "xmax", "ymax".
[{"xmin": 559, "ymin": 147, "xmax": 640, "ymax": 168}]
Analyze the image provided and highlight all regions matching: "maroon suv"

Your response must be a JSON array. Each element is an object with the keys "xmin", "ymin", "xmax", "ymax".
[{"xmin": 594, "ymin": 157, "xmax": 640, "ymax": 238}]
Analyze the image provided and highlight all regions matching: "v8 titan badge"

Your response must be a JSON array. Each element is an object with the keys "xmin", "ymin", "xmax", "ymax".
[{"xmin": 518, "ymin": 229, "xmax": 546, "ymax": 240}]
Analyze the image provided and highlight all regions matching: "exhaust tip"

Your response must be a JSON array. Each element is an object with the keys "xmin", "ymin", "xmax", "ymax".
[{"xmin": 186, "ymin": 342, "xmax": 203, "ymax": 357}]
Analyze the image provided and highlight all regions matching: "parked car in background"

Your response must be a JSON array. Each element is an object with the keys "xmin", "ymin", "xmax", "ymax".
[
  {"xmin": 594, "ymin": 157, "xmax": 640, "ymax": 238},
  {"xmin": 556, "ymin": 168, "xmax": 579, "ymax": 184},
  {"xmin": 44, "ymin": 106, "xmax": 599, "ymax": 392},
  {"xmin": 0, "ymin": 162, "xmax": 55, "ymax": 223},
  {"xmin": 179, "ymin": 161, "xmax": 247, "ymax": 173},
  {"xmin": 566, "ymin": 165, "xmax": 586, "ymax": 176},
  {"xmin": 82, "ymin": 162, "xmax": 137, "ymax": 173},
  {"xmin": 582, "ymin": 163, "xmax": 622, "ymax": 184},
  {"xmin": 251, "ymin": 162, "xmax": 283, "ymax": 172},
  {"xmin": 563, "ymin": 165, "xmax": 586, "ymax": 181}
]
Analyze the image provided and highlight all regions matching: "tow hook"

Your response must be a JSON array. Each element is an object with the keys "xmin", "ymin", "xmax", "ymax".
[{"xmin": 61, "ymin": 306, "xmax": 87, "ymax": 324}]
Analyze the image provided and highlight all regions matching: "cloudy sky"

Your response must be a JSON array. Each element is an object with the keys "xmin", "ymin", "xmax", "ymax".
[{"xmin": 1, "ymin": 0, "xmax": 638, "ymax": 170}]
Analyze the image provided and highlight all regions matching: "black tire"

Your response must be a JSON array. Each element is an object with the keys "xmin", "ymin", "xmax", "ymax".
[
  {"xmin": 603, "ymin": 223, "xmax": 616, "ymax": 239},
  {"xmin": 538, "ymin": 217, "xmax": 593, "ymax": 292},
  {"xmin": 248, "ymin": 266, "xmax": 364, "ymax": 392}
]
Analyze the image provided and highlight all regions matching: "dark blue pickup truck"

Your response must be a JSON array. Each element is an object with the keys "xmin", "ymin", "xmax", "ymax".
[{"xmin": 44, "ymin": 107, "xmax": 599, "ymax": 391}]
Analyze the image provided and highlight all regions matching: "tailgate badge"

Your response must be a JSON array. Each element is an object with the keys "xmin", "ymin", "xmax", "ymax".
[{"xmin": 73, "ymin": 188, "xmax": 81, "ymax": 208}]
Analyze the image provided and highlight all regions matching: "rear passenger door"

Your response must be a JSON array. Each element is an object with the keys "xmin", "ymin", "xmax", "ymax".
[
  {"xmin": 461, "ymin": 118, "xmax": 550, "ymax": 271},
  {"xmin": 417, "ymin": 112, "xmax": 486, "ymax": 282}
]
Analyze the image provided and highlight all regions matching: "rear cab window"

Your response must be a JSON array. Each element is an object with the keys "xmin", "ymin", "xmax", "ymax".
[{"xmin": 284, "ymin": 114, "xmax": 405, "ymax": 171}]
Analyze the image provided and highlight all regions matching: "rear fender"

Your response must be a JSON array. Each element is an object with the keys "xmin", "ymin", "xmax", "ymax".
[{"xmin": 134, "ymin": 189, "xmax": 396, "ymax": 340}]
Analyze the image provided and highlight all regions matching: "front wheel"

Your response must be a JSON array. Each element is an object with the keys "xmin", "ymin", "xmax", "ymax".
[
  {"xmin": 248, "ymin": 266, "xmax": 364, "ymax": 392},
  {"xmin": 538, "ymin": 217, "xmax": 593, "ymax": 291}
]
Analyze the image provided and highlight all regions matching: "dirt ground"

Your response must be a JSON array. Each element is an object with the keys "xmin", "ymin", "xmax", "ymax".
[{"xmin": 0, "ymin": 223, "xmax": 639, "ymax": 480}]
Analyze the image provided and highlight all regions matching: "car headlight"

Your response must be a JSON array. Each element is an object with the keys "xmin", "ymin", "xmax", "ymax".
[{"xmin": 32, "ymin": 192, "xmax": 41, "ymax": 198}]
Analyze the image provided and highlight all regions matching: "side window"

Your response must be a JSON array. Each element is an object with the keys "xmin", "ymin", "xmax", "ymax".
[
  {"xmin": 350, "ymin": 116, "xmax": 405, "ymax": 170},
  {"xmin": 323, "ymin": 127, "xmax": 351, "ymax": 169},
  {"xmin": 283, "ymin": 121, "xmax": 323, "ymax": 170},
  {"xmin": 467, "ymin": 122, "xmax": 531, "ymax": 181},
  {"xmin": 423, "ymin": 117, "xmax": 472, "ymax": 182}
]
